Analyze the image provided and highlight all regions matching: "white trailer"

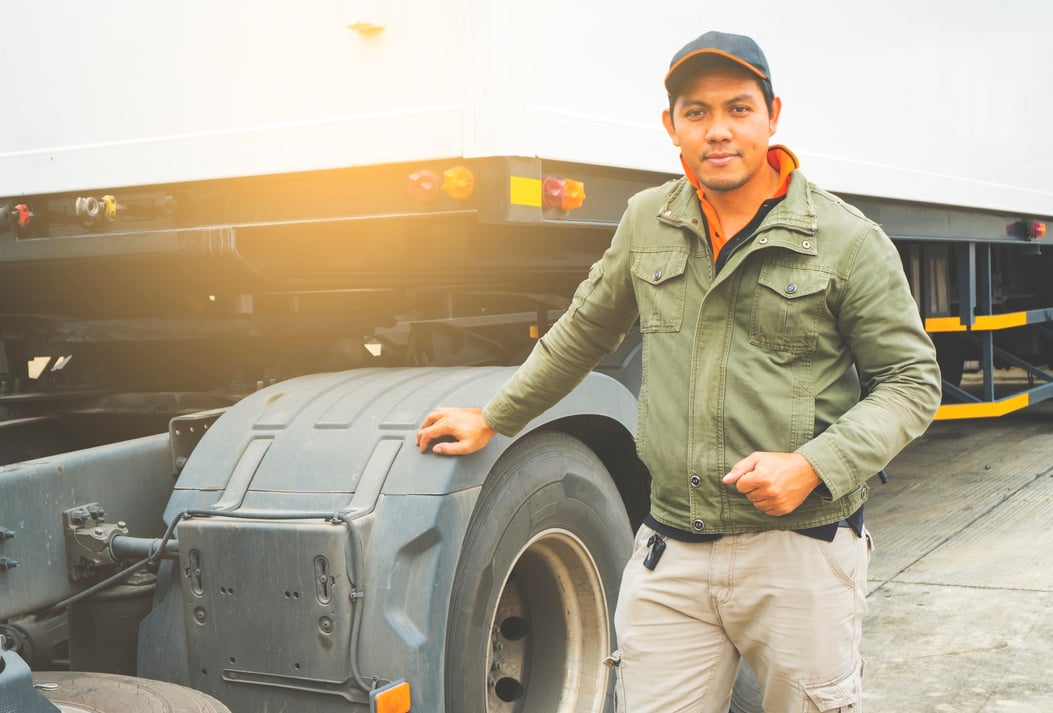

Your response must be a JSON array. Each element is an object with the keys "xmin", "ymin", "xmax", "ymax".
[
  {"xmin": 3, "ymin": 0, "xmax": 1050, "ymax": 215},
  {"xmin": 0, "ymin": 2, "xmax": 1051, "ymax": 712}
]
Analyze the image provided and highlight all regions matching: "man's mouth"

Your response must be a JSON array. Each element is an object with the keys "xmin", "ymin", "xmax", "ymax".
[{"xmin": 704, "ymin": 153, "xmax": 737, "ymax": 167}]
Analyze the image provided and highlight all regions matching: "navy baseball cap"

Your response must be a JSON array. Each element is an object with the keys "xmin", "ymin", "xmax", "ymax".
[{"xmin": 665, "ymin": 31, "xmax": 771, "ymax": 95}]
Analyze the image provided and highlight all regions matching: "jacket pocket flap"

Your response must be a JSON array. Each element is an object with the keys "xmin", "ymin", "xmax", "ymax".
[
  {"xmin": 631, "ymin": 250, "xmax": 689, "ymax": 286},
  {"xmin": 757, "ymin": 267, "xmax": 829, "ymax": 299}
]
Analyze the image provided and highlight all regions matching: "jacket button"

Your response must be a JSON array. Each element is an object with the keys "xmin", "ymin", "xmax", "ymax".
[
  {"xmin": 690, "ymin": 474, "xmax": 701, "ymax": 487},
  {"xmin": 802, "ymin": 240, "xmax": 812, "ymax": 249},
  {"xmin": 758, "ymin": 237, "xmax": 769, "ymax": 244},
  {"xmin": 785, "ymin": 283, "xmax": 798, "ymax": 294},
  {"xmin": 663, "ymin": 210, "xmax": 672, "ymax": 217},
  {"xmin": 861, "ymin": 484, "xmax": 870, "ymax": 501},
  {"xmin": 653, "ymin": 270, "xmax": 662, "ymax": 281},
  {"xmin": 692, "ymin": 519, "xmax": 705, "ymax": 532}
]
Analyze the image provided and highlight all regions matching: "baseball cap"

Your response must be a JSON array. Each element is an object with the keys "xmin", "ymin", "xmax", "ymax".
[{"xmin": 664, "ymin": 31, "xmax": 771, "ymax": 95}]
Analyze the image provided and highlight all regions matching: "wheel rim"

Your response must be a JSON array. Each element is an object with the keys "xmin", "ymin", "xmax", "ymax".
[{"xmin": 486, "ymin": 528, "xmax": 610, "ymax": 713}]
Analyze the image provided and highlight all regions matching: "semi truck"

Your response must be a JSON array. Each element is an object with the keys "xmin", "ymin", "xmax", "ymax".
[{"xmin": 1, "ymin": 1, "xmax": 1051, "ymax": 711}]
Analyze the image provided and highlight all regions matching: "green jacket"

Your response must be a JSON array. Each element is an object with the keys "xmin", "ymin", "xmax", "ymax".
[{"xmin": 483, "ymin": 169, "xmax": 941, "ymax": 534}]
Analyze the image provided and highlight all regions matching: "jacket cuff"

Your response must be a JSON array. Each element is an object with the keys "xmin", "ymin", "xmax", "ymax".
[
  {"xmin": 481, "ymin": 398, "xmax": 527, "ymax": 438},
  {"xmin": 796, "ymin": 439, "xmax": 855, "ymax": 502}
]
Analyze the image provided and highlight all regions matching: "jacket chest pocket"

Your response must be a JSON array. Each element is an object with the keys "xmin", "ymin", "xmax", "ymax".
[
  {"xmin": 749, "ymin": 263, "xmax": 831, "ymax": 354},
  {"xmin": 631, "ymin": 249, "xmax": 689, "ymax": 333}
]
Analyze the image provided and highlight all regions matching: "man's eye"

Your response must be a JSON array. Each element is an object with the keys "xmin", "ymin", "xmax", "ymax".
[
  {"xmin": 686, "ymin": 109, "xmax": 705, "ymax": 118},
  {"xmin": 731, "ymin": 105, "xmax": 751, "ymax": 114}
]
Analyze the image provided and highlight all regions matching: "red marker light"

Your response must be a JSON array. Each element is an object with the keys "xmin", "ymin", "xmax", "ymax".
[
  {"xmin": 542, "ymin": 177, "xmax": 566, "ymax": 209},
  {"xmin": 15, "ymin": 204, "xmax": 30, "ymax": 227},
  {"xmin": 407, "ymin": 169, "xmax": 441, "ymax": 203},
  {"xmin": 1007, "ymin": 220, "xmax": 1048, "ymax": 240}
]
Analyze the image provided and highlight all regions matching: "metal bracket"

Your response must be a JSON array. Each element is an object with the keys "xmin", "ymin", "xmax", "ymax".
[
  {"xmin": 169, "ymin": 409, "xmax": 225, "ymax": 473},
  {"xmin": 62, "ymin": 503, "xmax": 129, "ymax": 581}
]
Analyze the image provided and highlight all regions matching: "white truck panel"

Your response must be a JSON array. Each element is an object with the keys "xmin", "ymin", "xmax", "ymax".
[{"xmin": 2, "ymin": 0, "xmax": 1050, "ymax": 216}]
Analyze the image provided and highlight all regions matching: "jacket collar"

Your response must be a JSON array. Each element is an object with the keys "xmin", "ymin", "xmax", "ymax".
[{"xmin": 657, "ymin": 169, "xmax": 819, "ymax": 244}]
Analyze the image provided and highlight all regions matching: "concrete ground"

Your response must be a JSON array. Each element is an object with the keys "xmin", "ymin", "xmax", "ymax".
[{"xmin": 862, "ymin": 397, "xmax": 1053, "ymax": 711}]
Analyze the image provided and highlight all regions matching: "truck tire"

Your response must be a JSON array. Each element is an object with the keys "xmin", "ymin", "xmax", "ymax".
[
  {"xmin": 444, "ymin": 431, "xmax": 633, "ymax": 713},
  {"xmin": 33, "ymin": 671, "xmax": 231, "ymax": 712}
]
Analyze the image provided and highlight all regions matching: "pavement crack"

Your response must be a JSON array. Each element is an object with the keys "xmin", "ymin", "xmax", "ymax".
[{"xmin": 875, "ymin": 466, "xmax": 1053, "ymax": 591}]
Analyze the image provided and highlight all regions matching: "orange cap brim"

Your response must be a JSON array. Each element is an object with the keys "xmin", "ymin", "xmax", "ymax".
[{"xmin": 664, "ymin": 49, "xmax": 768, "ymax": 93}]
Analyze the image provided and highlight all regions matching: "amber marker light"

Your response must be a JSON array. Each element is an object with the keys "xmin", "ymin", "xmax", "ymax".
[
  {"xmin": 561, "ymin": 178, "xmax": 586, "ymax": 211},
  {"xmin": 1030, "ymin": 221, "xmax": 1047, "ymax": 239},
  {"xmin": 102, "ymin": 195, "xmax": 118, "ymax": 220},
  {"xmin": 369, "ymin": 679, "xmax": 411, "ymax": 713},
  {"xmin": 442, "ymin": 165, "xmax": 475, "ymax": 200}
]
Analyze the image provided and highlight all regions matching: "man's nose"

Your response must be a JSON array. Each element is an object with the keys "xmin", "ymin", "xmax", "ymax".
[{"xmin": 705, "ymin": 115, "xmax": 733, "ymax": 142}]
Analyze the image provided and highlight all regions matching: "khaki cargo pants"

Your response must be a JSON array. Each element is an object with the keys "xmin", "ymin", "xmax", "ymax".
[{"xmin": 606, "ymin": 524, "xmax": 871, "ymax": 713}]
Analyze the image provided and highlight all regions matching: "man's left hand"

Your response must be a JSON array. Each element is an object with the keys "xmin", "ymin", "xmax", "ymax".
[{"xmin": 722, "ymin": 452, "xmax": 822, "ymax": 516}]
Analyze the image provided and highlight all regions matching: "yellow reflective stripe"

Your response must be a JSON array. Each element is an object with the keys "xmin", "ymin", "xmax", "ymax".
[
  {"xmin": 925, "ymin": 317, "xmax": 967, "ymax": 333},
  {"xmin": 934, "ymin": 393, "xmax": 1030, "ymax": 420},
  {"xmin": 974, "ymin": 313, "xmax": 1028, "ymax": 330},
  {"xmin": 926, "ymin": 312, "xmax": 1030, "ymax": 333},
  {"xmin": 510, "ymin": 176, "xmax": 542, "ymax": 207}
]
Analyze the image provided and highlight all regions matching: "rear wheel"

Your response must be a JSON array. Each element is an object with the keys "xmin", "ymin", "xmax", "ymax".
[{"xmin": 444, "ymin": 432, "xmax": 633, "ymax": 713}]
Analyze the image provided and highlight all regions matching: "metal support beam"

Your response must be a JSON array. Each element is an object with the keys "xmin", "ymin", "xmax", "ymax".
[{"xmin": 956, "ymin": 242, "xmax": 977, "ymax": 328}]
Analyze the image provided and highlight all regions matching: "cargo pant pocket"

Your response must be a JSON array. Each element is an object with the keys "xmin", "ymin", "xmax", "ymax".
[
  {"xmin": 603, "ymin": 649, "xmax": 625, "ymax": 713},
  {"xmin": 802, "ymin": 659, "xmax": 863, "ymax": 712}
]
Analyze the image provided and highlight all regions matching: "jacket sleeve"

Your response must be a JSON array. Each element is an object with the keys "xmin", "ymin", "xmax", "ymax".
[
  {"xmin": 482, "ymin": 203, "xmax": 640, "ymax": 436},
  {"xmin": 796, "ymin": 224, "xmax": 942, "ymax": 500}
]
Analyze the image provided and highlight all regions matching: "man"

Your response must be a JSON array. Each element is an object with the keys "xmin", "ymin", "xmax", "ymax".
[{"xmin": 417, "ymin": 31, "xmax": 941, "ymax": 713}]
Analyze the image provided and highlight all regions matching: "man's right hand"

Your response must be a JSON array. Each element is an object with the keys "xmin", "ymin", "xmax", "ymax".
[{"xmin": 416, "ymin": 407, "xmax": 497, "ymax": 455}]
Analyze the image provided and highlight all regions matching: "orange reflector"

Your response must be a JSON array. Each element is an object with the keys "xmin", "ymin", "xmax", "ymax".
[
  {"xmin": 442, "ymin": 165, "xmax": 475, "ymax": 200},
  {"xmin": 529, "ymin": 324, "xmax": 540, "ymax": 339},
  {"xmin": 1030, "ymin": 221, "xmax": 1047, "ymax": 239},
  {"xmin": 370, "ymin": 680, "xmax": 411, "ymax": 713}
]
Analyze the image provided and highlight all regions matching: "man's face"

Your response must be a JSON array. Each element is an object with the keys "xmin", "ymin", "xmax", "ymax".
[{"xmin": 662, "ymin": 65, "xmax": 781, "ymax": 195}]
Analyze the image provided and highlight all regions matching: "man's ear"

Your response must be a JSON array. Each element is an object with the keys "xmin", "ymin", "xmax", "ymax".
[
  {"xmin": 768, "ymin": 96, "xmax": 782, "ymax": 136},
  {"xmin": 662, "ymin": 109, "xmax": 680, "ymax": 146}
]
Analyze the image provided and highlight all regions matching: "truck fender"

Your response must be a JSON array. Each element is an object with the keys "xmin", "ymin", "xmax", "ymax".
[{"xmin": 143, "ymin": 367, "xmax": 639, "ymax": 712}]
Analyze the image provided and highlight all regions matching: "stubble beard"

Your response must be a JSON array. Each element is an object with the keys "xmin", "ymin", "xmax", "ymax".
[{"xmin": 698, "ymin": 172, "xmax": 749, "ymax": 194}]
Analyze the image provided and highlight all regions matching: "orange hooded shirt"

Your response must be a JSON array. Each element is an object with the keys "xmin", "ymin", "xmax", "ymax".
[{"xmin": 682, "ymin": 144, "xmax": 799, "ymax": 259}]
